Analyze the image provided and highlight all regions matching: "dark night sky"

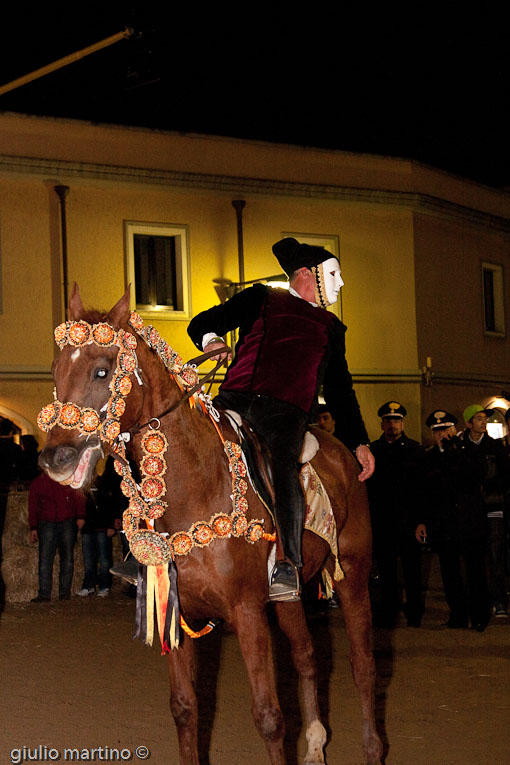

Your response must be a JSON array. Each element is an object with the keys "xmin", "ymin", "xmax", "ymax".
[{"xmin": 0, "ymin": 5, "xmax": 508, "ymax": 188}]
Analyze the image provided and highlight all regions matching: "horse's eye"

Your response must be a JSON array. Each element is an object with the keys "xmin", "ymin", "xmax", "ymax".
[{"xmin": 94, "ymin": 368, "xmax": 108, "ymax": 380}]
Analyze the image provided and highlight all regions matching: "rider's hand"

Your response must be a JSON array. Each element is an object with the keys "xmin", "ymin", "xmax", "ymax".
[
  {"xmin": 204, "ymin": 340, "xmax": 232, "ymax": 362},
  {"xmin": 355, "ymin": 445, "xmax": 375, "ymax": 482}
]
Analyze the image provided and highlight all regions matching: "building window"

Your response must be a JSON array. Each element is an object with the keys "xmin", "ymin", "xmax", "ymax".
[
  {"xmin": 125, "ymin": 222, "xmax": 191, "ymax": 320},
  {"xmin": 482, "ymin": 262, "xmax": 505, "ymax": 337},
  {"xmin": 281, "ymin": 232, "xmax": 342, "ymax": 320}
]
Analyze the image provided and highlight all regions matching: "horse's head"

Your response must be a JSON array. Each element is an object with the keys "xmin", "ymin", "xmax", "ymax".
[{"xmin": 38, "ymin": 284, "xmax": 140, "ymax": 489}]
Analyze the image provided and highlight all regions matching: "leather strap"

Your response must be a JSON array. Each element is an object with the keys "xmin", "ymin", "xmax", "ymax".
[{"xmin": 131, "ymin": 345, "xmax": 230, "ymax": 434}]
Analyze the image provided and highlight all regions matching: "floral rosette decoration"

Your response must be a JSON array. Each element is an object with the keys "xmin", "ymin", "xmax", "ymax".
[{"xmin": 41, "ymin": 307, "xmax": 273, "ymax": 570}]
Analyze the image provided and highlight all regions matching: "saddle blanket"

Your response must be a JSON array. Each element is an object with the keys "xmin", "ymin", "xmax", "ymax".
[
  {"xmin": 223, "ymin": 411, "xmax": 343, "ymax": 583},
  {"xmin": 301, "ymin": 462, "xmax": 344, "ymax": 582}
]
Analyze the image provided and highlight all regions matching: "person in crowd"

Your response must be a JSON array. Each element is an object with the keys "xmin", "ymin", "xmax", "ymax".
[
  {"xmin": 460, "ymin": 404, "xmax": 510, "ymax": 617},
  {"xmin": 187, "ymin": 237, "xmax": 373, "ymax": 601},
  {"xmin": 0, "ymin": 417, "xmax": 22, "ymax": 490},
  {"xmin": 415, "ymin": 410, "xmax": 490, "ymax": 631},
  {"xmin": 504, "ymin": 408, "xmax": 510, "ymax": 596},
  {"xmin": 109, "ymin": 458, "xmax": 141, "ymax": 595},
  {"xmin": 18, "ymin": 435, "xmax": 41, "ymax": 484},
  {"xmin": 77, "ymin": 457, "xmax": 122, "ymax": 598},
  {"xmin": 28, "ymin": 472, "xmax": 86, "ymax": 602},
  {"xmin": 316, "ymin": 403, "xmax": 336, "ymax": 435},
  {"xmin": 0, "ymin": 418, "xmax": 23, "ymax": 585},
  {"xmin": 503, "ymin": 408, "xmax": 510, "ymax": 455},
  {"xmin": 367, "ymin": 401, "xmax": 426, "ymax": 627}
]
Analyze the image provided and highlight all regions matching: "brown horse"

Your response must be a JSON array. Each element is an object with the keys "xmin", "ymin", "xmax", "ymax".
[{"xmin": 39, "ymin": 286, "xmax": 382, "ymax": 765}]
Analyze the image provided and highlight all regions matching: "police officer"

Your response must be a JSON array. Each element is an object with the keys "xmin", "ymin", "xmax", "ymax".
[
  {"xmin": 415, "ymin": 410, "xmax": 490, "ymax": 631},
  {"xmin": 461, "ymin": 404, "xmax": 510, "ymax": 616},
  {"xmin": 367, "ymin": 401, "xmax": 426, "ymax": 627}
]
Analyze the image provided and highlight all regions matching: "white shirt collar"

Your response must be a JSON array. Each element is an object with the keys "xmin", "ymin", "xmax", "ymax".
[{"xmin": 289, "ymin": 286, "xmax": 317, "ymax": 307}]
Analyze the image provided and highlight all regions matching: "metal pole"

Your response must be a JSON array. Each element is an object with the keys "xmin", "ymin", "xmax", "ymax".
[
  {"xmin": 54, "ymin": 185, "xmax": 70, "ymax": 320},
  {"xmin": 0, "ymin": 28, "xmax": 133, "ymax": 97},
  {"xmin": 232, "ymin": 200, "xmax": 246, "ymax": 284}
]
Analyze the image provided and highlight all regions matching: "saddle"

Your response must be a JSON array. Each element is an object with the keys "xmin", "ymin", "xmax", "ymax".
[{"xmin": 221, "ymin": 408, "xmax": 343, "ymax": 586}]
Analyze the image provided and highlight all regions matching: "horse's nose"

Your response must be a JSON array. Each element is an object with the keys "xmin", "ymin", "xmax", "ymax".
[
  {"xmin": 54, "ymin": 445, "xmax": 78, "ymax": 467},
  {"xmin": 39, "ymin": 445, "xmax": 78, "ymax": 471}
]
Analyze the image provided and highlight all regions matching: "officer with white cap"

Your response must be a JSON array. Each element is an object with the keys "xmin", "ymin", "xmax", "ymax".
[
  {"xmin": 415, "ymin": 409, "xmax": 490, "ymax": 630},
  {"xmin": 461, "ymin": 404, "xmax": 510, "ymax": 617}
]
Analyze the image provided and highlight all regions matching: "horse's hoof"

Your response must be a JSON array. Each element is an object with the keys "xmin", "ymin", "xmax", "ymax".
[{"xmin": 304, "ymin": 720, "xmax": 326, "ymax": 764}]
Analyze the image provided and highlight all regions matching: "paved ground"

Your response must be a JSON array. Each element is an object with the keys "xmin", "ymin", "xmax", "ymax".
[{"xmin": 1, "ymin": 552, "xmax": 509, "ymax": 764}]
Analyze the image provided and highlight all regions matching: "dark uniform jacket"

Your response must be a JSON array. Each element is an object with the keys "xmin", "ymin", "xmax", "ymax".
[
  {"xmin": 420, "ymin": 440, "xmax": 486, "ymax": 545},
  {"xmin": 461, "ymin": 431, "xmax": 510, "ymax": 515},
  {"xmin": 188, "ymin": 284, "xmax": 368, "ymax": 450},
  {"xmin": 367, "ymin": 433, "xmax": 426, "ymax": 548}
]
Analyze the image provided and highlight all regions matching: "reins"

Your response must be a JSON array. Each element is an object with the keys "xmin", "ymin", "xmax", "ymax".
[{"xmin": 131, "ymin": 346, "xmax": 230, "ymax": 435}]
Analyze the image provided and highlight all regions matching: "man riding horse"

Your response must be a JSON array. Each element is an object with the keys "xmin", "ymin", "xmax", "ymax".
[{"xmin": 187, "ymin": 237, "xmax": 374, "ymax": 601}]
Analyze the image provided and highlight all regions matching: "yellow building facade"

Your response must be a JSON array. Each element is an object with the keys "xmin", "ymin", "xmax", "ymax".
[{"xmin": 0, "ymin": 113, "xmax": 509, "ymax": 445}]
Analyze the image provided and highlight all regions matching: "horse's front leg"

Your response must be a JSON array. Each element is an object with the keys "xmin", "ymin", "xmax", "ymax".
[
  {"xmin": 232, "ymin": 602, "xmax": 286, "ymax": 764},
  {"xmin": 274, "ymin": 600, "xmax": 327, "ymax": 765},
  {"xmin": 336, "ymin": 571, "xmax": 383, "ymax": 765},
  {"xmin": 167, "ymin": 633, "xmax": 199, "ymax": 765}
]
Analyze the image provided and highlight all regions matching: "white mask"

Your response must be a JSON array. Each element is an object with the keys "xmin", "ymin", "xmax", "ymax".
[{"xmin": 312, "ymin": 257, "xmax": 343, "ymax": 307}]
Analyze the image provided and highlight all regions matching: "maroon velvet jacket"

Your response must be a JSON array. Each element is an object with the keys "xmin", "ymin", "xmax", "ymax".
[{"xmin": 188, "ymin": 284, "xmax": 368, "ymax": 450}]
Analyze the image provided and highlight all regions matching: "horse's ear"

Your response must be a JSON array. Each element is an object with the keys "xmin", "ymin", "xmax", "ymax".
[
  {"xmin": 69, "ymin": 283, "xmax": 85, "ymax": 320},
  {"xmin": 108, "ymin": 285, "xmax": 131, "ymax": 326}
]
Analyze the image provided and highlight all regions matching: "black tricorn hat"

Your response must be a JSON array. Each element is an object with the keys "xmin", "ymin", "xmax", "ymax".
[{"xmin": 272, "ymin": 237, "xmax": 333, "ymax": 276}]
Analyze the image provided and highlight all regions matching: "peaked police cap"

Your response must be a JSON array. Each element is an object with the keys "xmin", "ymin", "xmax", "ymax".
[{"xmin": 378, "ymin": 401, "xmax": 407, "ymax": 418}]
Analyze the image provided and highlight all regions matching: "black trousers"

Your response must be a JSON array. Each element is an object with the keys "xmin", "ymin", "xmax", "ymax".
[
  {"xmin": 374, "ymin": 539, "xmax": 424, "ymax": 624},
  {"xmin": 437, "ymin": 538, "xmax": 490, "ymax": 627},
  {"xmin": 215, "ymin": 391, "xmax": 308, "ymax": 567}
]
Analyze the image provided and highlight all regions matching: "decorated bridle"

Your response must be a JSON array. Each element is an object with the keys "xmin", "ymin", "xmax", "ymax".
[
  {"xmin": 38, "ymin": 311, "xmax": 273, "ymax": 572},
  {"xmin": 38, "ymin": 318, "xmax": 151, "ymax": 442}
]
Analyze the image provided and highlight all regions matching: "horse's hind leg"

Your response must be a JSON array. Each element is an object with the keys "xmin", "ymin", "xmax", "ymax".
[
  {"xmin": 274, "ymin": 601, "xmax": 327, "ymax": 765},
  {"xmin": 336, "ymin": 571, "xmax": 383, "ymax": 765},
  {"xmin": 232, "ymin": 604, "xmax": 286, "ymax": 764},
  {"xmin": 167, "ymin": 633, "xmax": 199, "ymax": 765}
]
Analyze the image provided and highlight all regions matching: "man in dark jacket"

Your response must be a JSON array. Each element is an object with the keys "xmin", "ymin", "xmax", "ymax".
[
  {"xmin": 188, "ymin": 237, "xmax": 373, "ymax": 600},
  {"xmin": 461, "ymin": 404, "xmax": 510, "ymax": 616},
  {"xmin": 367, "ymin": 401, "xmax": 426, "ymax": 627},
  {"xmin": 77, "ymin": 457, "xmax": 123, "ymax": 598},
  {"xmin": 415, "ymin": 410, "xmax": 490, "ymax": 631}
]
